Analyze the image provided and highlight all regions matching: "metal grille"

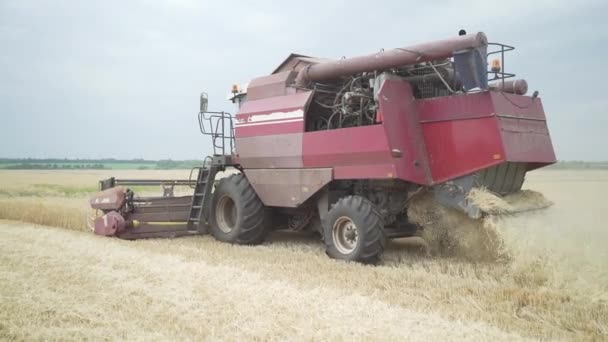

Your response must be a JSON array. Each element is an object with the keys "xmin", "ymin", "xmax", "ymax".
[
  {"xmin": 408, "ymin": 63, "xmax": 453, "ymax": 99},
  {"xmin": 417, "ymin": 83, "xmax": 451, "ymax": 99}
]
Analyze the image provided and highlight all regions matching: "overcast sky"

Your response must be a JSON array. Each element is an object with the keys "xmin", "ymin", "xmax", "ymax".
[{"xmin": 1, "ymin": 0, "xmax": 606, "ymax": 160}]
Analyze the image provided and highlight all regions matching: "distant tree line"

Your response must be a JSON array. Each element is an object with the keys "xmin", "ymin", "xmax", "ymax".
[
  {"xmin": 155, "ymin": 159, "xmax": 202, "ymax": 169},
  {"xmin": 546, "ymin": 161, "xmax": 608, "ymax": 169},
  {"xmin": 0, "ymin": 158, "xmax": 156, "ymax": 164},
  {"xmin": 3, "ymin": 163, "xmax": 107, "ymax": 170},
  {"xmin": 0, "ymin": 158, "xmax": 204, "ymax": 170}
]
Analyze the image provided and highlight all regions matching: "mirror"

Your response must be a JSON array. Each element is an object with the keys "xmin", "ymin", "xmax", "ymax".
[{"xmin": 200, "ymin": 92, "xmax": 208, "ymax": 112}]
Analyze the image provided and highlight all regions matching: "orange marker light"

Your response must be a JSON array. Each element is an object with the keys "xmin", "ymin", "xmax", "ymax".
[
  {"xmin": 231, "ymin": 84, "xmax": 239, "ymax": 94},
  {"xmin": 491, "ymin": 59, "xmax": 501, "ymax": 73}
]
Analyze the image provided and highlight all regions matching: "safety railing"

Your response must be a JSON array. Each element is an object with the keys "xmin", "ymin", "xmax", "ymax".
[
  {"xmin": 197, "ymin": 110, "xmax": 235, "ymax": 156},
  {"xmin": 487, "ymin": 43, "xmax": 516, "ymax": 89}
]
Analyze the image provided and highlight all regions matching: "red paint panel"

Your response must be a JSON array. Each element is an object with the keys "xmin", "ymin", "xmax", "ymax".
[
  {"xmin": 244, "ymin": 168, "xmax": 332, "ymax": 207},
  {"xmin": 418, "ymin": 91, "xmax": 547, "ymax": 122},
  {"xmin": 334, "ymin": 164, "xmax": 397, "ymax": 180},
  {"xmin": 237, "ymin": 91, "xmax": 312, "ymax": 116},
  {"xmin": 303, "ymin": 125, "xmax": 392, "ymax": 169},
  {"xmin": 418, "ymin": 92, "xmax": 495, "ymax": 122},
  {"xmin": 498, "ymin": 117, "xmax": 556, "ymax": 163},
  {"xmin": 492, "ymin": 94, "xmax": 555, "ymax": 165},
  {"xmin": 498, "ymin": 116, "xmax": 549, "ymax": 134},
  {"xmin": 246, "ymin": 71, "xmax": 297, "ymax": 101},
  {"xmin": 94, "ymin": 211, "xmax": 125, "ymax": 236},
  {"xmin": 422, "ymin": 117, "xmax": 505, "ymax": 183},
  {"xmin": 418, "ymin": 91, "xmax": 555, "ymax": 183},
  {"xmin": 236, "ymin": 121, "xmax": 303, "ymax": 138},
  {"xmin": 235, "ymin": 91, "xmax": 312, "ymax": 138},
  {"xmin": 236, "ymin": 133, "xmax": 303, "ymax": 169},
  {"xmin": 491, "ymin": 92, "xmax": 546, "ymax": 120},
  {"xmin": 501, "ymin": 130, "xmax": 556, "ymax": 163},
  {"xmin": 377, "ymin": 79, "xmax": 430, "ymax": 184}
]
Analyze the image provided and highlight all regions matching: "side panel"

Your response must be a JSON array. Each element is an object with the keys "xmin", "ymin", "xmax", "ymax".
[
  {"xmin": 333, "ymin": 164, "xmax": 397, "ymax": 180},
  {"xmin": 492, "ymin": 93, "xmax": 556, "ymax": 165},
  {"xmin": 235, "ymin": 91, "xmax": 312, "ymax": 169},
  {"xmin": 418, "ymin": 92, "xmax": 506, "ymax": 183},
  {"xmin": 418, "ymin": 91, "xmax": 495, "ymax": 122},
  {"xmin": 418, "ymin": 91, "xmax": 556, "ymax": 184},
  {"xmin": 235, "ymin": 91, "xmax": 312, "ymax": 138},
  {"xmin": 302, "ymin": 125, "xmax": 397, "ymax": 180},
  {"xmin": 421, "ymin": 117, "xmax": 505, "ymax": 183},
  {"xmin": 498, "ymin": 117, "xmax": 556, "ymax": 163},
  {"xmin": 376, "ymin": 79, "xmax": 431, "ymax": 184},
  {"xmin": 244, "ymin": 168, "xmax": 332, "ymax": 207},
  {"xmin": 491, "ymin": 92, "xmax": 546, "ymax": 119},
  {"xmin": 236, "ymin": 133, "xmax": 303, "ymax": 168},
  {"xmin": 246, "ymin": 71, "xmax": 297, "ymax": 101}
]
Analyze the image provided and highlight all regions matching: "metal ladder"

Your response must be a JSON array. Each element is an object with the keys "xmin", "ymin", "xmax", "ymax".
[{"xmin": 187, "ymin": 164, "xmax": 219, "ymax": 232}]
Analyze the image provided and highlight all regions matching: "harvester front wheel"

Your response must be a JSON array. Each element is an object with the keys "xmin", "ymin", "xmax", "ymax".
[
  {"xmin": 209, "ymin": 174, "xmax": 270, "ymax": 245},
  {"xmin": 323, "ymin": 196, "xmax": 386, "ymax": 264}
]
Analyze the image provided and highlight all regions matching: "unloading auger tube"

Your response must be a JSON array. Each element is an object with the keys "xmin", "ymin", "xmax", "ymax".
[{"xmin": 295, "ymin": 32, "xmax": 487, "ymax": 86}]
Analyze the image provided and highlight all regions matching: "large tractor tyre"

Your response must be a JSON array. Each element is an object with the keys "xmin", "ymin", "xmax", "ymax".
[
  {"xmin": 209, "ymin": 174, "xmax": 270, "ymax": 245},
  {"xmin": 476, "ymin": 162, "xmax": 526, "ymax": 195},
  {"xmin": 323, "ymin": 195, "xmax": 387, "ymax": 264}
]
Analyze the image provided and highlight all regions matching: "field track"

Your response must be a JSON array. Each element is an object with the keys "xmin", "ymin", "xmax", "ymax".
[{"xmin": 0, "ymin": 221, "xmax": 527, "ymax": 341}]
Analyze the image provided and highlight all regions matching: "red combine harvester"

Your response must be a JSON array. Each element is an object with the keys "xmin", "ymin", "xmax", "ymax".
[{"xmin": 90, "ymin": 31, "xmax": 555, "ymax": 263}]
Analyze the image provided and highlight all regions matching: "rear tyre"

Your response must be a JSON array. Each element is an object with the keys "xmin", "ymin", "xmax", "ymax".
[
  {"xmin": 323, "ymin": 195, "xmax": 386, "ymax": 264},
  {"xmin": 209, "ymin": 174, "xmax": 270, "ymax": 245},
  {"xmin": 476, "ymin": 162, "xmax": 526, "ymax": 195}
]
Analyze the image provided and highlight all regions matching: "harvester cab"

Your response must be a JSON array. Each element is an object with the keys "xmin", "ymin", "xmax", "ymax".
[{"xmin": 89, "ymin": 31, "xmax": 556, "ymax": 263}]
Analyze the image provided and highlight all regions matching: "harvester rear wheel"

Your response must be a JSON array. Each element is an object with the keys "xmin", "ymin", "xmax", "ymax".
[
  {"xmin": 209, "ymin": 174, "xmax": 270, "ymax": 245},
  {"xmin": 476, "ymin": 162, "xmax": 526, "ymax": 195},
  {"xmin": 323, "ymin": 196, "xmax": 386, "ymax": 264}
]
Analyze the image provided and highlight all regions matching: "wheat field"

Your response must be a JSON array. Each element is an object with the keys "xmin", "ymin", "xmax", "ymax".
[{"xmin": 0, "ymin": 169, "xmax": 606, "ymax": 341}]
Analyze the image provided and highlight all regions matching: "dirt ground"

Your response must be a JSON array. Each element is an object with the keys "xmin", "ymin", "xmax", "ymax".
[{"xmin": 0, "ymin": 169, "xmax": 606, "ymax": 341}]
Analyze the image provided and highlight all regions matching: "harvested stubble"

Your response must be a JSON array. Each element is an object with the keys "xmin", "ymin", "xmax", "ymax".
[
  {"xmin": 1, "ymin": 222, "xmax": 534, "ymax": 341},
  {"xmin": 0, "ymin": 169, "xmax": 606, "ymax": 341}
]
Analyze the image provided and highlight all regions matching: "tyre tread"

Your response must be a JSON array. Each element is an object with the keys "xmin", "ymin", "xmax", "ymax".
[
  {"xmin": 323, "ymin": 195, "xmax": 386, "ymax": 264},
  {"xmin": 210, "ymin": 174, "xmax": 270, "ymax": 245}
]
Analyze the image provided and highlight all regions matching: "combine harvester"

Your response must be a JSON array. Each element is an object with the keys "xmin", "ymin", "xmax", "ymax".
[{"xmin": 89, "ymin": 31, "xmax": 556, "ymax": 263}]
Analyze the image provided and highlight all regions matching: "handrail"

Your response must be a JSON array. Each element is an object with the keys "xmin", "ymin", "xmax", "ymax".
[
  {"xmin": 197, "ymin": 110, "xmax": 235, "ymax": 156},
  {"xmin": 487, "ymin": 43, "xmax": 516, "ymax": 90}
]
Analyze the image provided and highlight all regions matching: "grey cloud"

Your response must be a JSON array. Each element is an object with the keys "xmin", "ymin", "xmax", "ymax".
[{"xmin": 0, "ymin": 0, "xmax": 606, "ymax": 160}]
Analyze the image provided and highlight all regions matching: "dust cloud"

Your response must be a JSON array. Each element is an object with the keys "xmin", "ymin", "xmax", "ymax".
[{"xmin": 408, "ymin": 186, "xmax": 608, "ymax": 301}]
